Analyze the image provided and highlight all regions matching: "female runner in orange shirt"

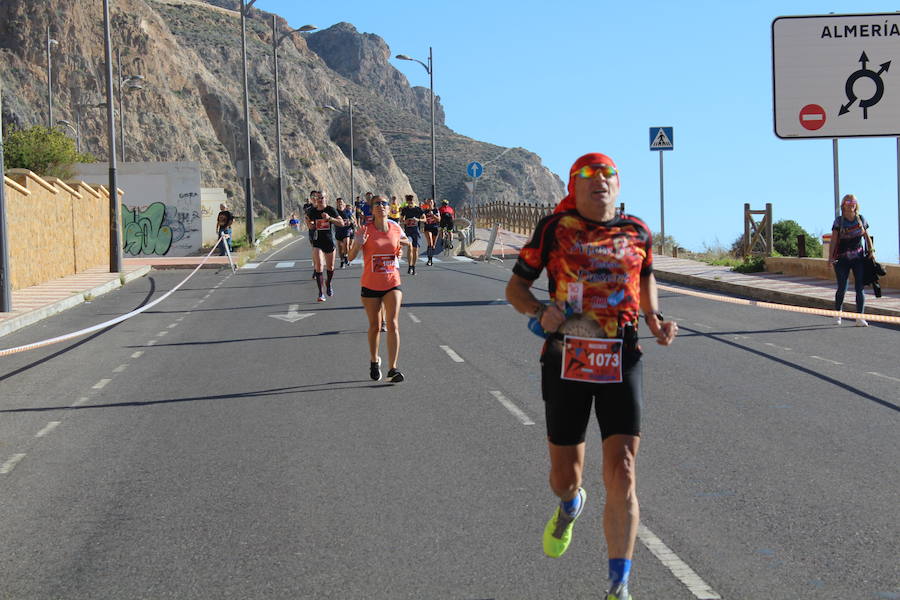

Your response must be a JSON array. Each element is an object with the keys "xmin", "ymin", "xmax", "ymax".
[{"xmin": 348, "ymin": 195, "xmax": 411, "ymax": 383}]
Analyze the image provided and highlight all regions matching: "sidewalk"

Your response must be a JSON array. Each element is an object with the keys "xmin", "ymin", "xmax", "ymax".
[
  {"xmin": 2, "ymin": 229, "xmax": 898, "ymax": 341},
  {"xmin": 463, "ymin": 227, "xmax": 900, "ymax": 319}
]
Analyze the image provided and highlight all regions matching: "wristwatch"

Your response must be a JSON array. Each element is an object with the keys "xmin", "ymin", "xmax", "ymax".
[{"xmin": 644, "ymin": 311, "xmax": 664, "ymax": 323}]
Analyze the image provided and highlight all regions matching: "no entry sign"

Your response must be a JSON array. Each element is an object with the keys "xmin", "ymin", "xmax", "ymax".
[{"xmin": 799, "ymin": 104, "xmax": 827, "ymax": 130}]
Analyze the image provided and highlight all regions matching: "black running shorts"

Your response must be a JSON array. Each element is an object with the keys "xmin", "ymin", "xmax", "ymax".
[
  {"xmin": 311, "ymin": 237, "xmax": 335, "ymax": 254},
  {"xmin": 540, "ymin": 346, "xmax": 643, "ymax": 445},
  {"xmin": 360, "ymin": 286, "xmax": 402, "ymax": 298},
  {"xmin": 405, "ymin": 228, "xmax": 420, "ymax": 248},
  {"xmin": 424, "ymin": 224, "xmax": 439, "ymax": 235}
]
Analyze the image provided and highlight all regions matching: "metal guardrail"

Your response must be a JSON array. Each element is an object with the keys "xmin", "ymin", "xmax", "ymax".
[{"xmin": 254, "ymin": 220, "xmax": 289, "ymax": 248}]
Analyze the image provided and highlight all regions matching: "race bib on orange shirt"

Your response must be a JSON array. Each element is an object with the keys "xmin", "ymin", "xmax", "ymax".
[
  {"xmin": 316, "ymin": 218, "xmax": 331, "ymax": 230},
  {"xmin": 371, "ymin": 254, "xmax": 397, "ymax": 274},
  {"xmin": 561, "ymin": 336, "xmax": 623, "ymax": 383}
]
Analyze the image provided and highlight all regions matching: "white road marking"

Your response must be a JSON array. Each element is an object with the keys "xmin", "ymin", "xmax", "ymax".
[
  {"xmin": 242, "ymin": 263, "xmax": 261, "ymax": 269},
  {"xmin": 764, "ymin": 342, "xmax": 792, "ymax": 351},
  {"xmin": 275, "ymin": 262, "xmax": 295, "ymax": 268},
  {"xmin": 0, "ymin": 454, "xmax": 26, "ymax": 474},
  {"xmin": 810, "ymin": 355, "xmax": 843, "ymax": 365},
  {"xmin": 146, "ymin": 340, "xmax": 157, "ymax": 346},
  {"xmin": 692, "ymin": 323, "xmax": 712, "ymax": 330},
  {"xmin": 35, "ymin": 421, "xmax": 61, "ymax": 438},
  {"xmin": 868, "ymin": 371, "xmax": 900, "ymax": 384},
  {"xmin": 156, "ymin": 331, "xmax": 168, "ymax": 337},
  {"xmin": 637, "ymin": 524, "xmax": 722, "ymax": 599},
  {"xmin": 489, "ymin": 391, "xmax": 535, "ymax": 426},
  {"xmin": 176, "ymin": 317, "xmax": 184, "ymax": 322},
  {"xmin": 131, "ymin": 351, "xmax": 144, "ymax": 359},
  {"xmin": 269, "ymin": 305, "xmax": 314, "ymax": 323},
  {"xmin": 453, "ymin": 256, "xmax": 475, "ymax": 263},
  {"xmin": 440, "ymin": 345, "xmax": 465, "ymax": 363},
  {"xmin": 92, "ymin": 378, "xmax": 111, "ymax": 390},
  {"xmin": 71, "ymin": 397, "xmax": 89, "ymax": 407},
  {"xmin": 408, "ymin": 313, "xmax": 421, "ymax": 323},
  {"xmin": 113, "ymin": 364, "xmax": 129, "ymax": 373},
  {"xmin": 167, "ymin": 323, "xmax": 178, "ymax": 329}
]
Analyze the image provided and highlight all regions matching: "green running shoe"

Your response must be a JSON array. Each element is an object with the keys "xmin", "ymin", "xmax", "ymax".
[
  {"xmin": 542, "ymin": 487, "xmax": 586, "ymax": 558},
  {"xmin": 606, "ymin": 582, "xmax": 632, "ymax": 600}
]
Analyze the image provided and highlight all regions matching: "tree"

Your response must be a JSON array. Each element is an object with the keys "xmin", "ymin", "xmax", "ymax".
[
  {"xmin": 773, "ymin": 219, "xmax": 822, "ymax": 257},
  {"xmin": 2, "ymin": 125, "xmax": 94, "ymax": 180}
]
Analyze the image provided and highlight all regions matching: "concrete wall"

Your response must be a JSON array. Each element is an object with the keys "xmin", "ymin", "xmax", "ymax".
[
  {"xmin": 766, "ymin": 256, "xmax": 900, "ymax": 289},
  {"xmin": 3, "ymin": 170, "xmax": 113, "ymax": 290},
  {"xmin": 73, "ymin": 162, "xmax": 202, "ymax": 256}
]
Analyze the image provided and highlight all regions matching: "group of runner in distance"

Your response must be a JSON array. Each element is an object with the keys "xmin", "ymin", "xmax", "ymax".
[{"xmin": 290, "ymin": 151, "xmax": 677, "ymax": 599}]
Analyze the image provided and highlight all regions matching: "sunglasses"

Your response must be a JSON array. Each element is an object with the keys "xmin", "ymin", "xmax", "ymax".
[
  {"xmin": 572, "ymin": 164, "xmax": 618, "ymax": 180},
  {"xmin": 373, "ymin": 201, "xmax": 390, "ymax": 207}
]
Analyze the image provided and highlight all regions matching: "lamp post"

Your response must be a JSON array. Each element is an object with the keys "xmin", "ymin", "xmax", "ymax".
[
  {"xmin": 0, "ymin": 83, "xmax": 11, "ymax": 311},
  {"xmin": 57, "ymin": 119, "xmax": 78, "ymax": 150},
  {"xmin": 272, "ymin": 17, "xmax": 316, "ymax": 220},
  {"xmin": 395, "ymin": 47, "xmax": 435, "ymax": 201},
  {"xmin": 322, "ymin": 99, "xmax": 354, "ymax": 204},
  {"xmin": 116, "ymin": 48, "xmax": 144, "ymax": 163},
  {"xmin": 102, "ymin": 0, "xmax": 122, "ymax": 273},
  {"xmin": 240, "ymin": 0, "xmax": 257, "ymax": 243},
  {"xmin": 46, "ymin": 26, "xmax": 59, "ymax": 128}
]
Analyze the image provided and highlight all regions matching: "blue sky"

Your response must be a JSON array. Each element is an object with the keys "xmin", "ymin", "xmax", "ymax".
[{"xmin": 257, "ymin": 0, "xmax": 900, "ymax": 263}]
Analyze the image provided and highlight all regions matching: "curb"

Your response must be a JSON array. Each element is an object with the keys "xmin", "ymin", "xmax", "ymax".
[
  {"xmin": 0, "ymin": 265, "xmax": 152, "ymax": 339},
  {"xmin": 655, "ymin": 270, "xmax": 900, "ymax": 319}
]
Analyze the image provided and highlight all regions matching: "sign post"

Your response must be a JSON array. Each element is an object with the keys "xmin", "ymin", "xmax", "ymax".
[
  {"xmin": 649, "ymin": 127, "xmax": 674, "ymax": 254},
  {"xmin": 0, "ymin": 83, "xmax": 10, "ymax": 312},
  {"xmin": 466, "ymin": 161, "xmax": 483, "ymax": 243},
  {"xmin": 773, "ymin": 12, "xmax": 900, "ymax": 256}
]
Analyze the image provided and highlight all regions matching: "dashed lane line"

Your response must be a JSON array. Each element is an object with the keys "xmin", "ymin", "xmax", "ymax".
[
  {"xmin": 275, "ymin": 262, "xmax": 295, "ymax": 268},
  {"xmin": 35, "ymin": 422, "xmax": 61, "ymax": 438},
  {"xmin": 156, "ymin": 331, "xmax": 168, "ymax": 337},
  {"xmin": 242, "ymin": 263, "xmax": 261, "ymax": 269},
  {"xmin": 146, "ymin": 340, "xmax": 158, "ymax": 346},
  {"xmin": 71, "ymin": 397, "xmax": 89, "ymax": 407},
  {"xmin": 440, "ymin": 345, "xmax": 465, "ymax": 363},
  {"xmin": 167, "ymin": 323, "xmax": 178, "ymax": 329},
  {"xmin": 0, "ymin": 454, "xmax": 27, "ymax": 474},
  {"xmin": 764, "ymin": 342, "xmax": 792, "ymax": 352},
  {"xmin": 92, "ymin": 379, "xmax": 111, "ymax": 390},
  {"xmin": 488, "ymin": 391, "xmax": 535, "ymax": 425},
  {"xmin": 868, "ymin": 371, "xmax": 900, "ymax": 384},
  {"xmin": 131, "ymin": 351, "xmax": 144, "ymax": 359},
  {"xmin": 408, "ymin": 313, "xmax": 421, "ymax": 323},
  {"xmin": 638, "ymin": 524, "xmax": 722, "ymax": 599},
  {"xmin": 810, "ymin": 355, "xmax": 842, "ymax": 366},
  {"xmin": 113, "ymin": 364, "xmax": 129, "ymax": 373}
]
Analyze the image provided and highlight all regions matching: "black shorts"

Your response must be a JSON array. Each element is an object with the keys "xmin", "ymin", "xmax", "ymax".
[
  {"xmin": 360, "ymin": 286, "xmax": 402, "ymax": 298},
  {"xmin": 540, "ymin": 345, "xmax": 643, "ymax": 445},
  {"xmin": 311, "ymin": 236, "xmax": 335, "ymax": 254},
  {"xmin": 405, "ymin": 228, "xmax": 420, "ymax": 248},
  {"xmin": 424, "ymin": 224, "xmax": 439, "ymax": 235},
  {"xmin": 335, "ymin": 229, "xmax": 353, "ymax": 241},
  {"xmin": 440, "ymin": 219, "xmax": 454, "ymax": 231}
]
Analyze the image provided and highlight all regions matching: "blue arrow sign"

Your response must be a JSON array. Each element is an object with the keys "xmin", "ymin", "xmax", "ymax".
[
  {"xmin": 649, "ymin": 127, "xmax": 674, "ymax": 151},
  {"xmin": 466, "ymin": 161, "xmax": 484, "ymax": 178}
]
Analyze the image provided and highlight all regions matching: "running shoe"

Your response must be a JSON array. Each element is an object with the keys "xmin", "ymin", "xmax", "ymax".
[
  {"xmin": 380, "ymin": 321, "xmax": 387, "ymax": 332},
  {"xmin": 427, "ymin": 257, "xmax": 433, "ymax": 266},
  {"xmin": 327, "ymin": 285, "xmax": 334, "ymax": 297},
  {"xmin": 387, "ymin": 368, "xmax": 404, "ymax": 383},
  {"xmin": 317, "ymin": 294, "xmax": 326, "ymax": 302},
  {"xmin": 369, "ymin": 357, "xmax": 382, "ymax": 381},
  {"xmin": 834, "ymin": 316, "xmax": 842, "ymax": 325},
  {"xmin": 606, "ymin": 582, "xmax": 632, "ymax": 600},
  {"xmin": 856, "ymin": 318, "xmax": 868, "ymax": 327},
  {"xmin": 411, "ymin": 266, "xmax": 416, "ymax": 276},
  {"xmin": 542, "ymin": 487, "xmax": 586, "ymax": 558}
]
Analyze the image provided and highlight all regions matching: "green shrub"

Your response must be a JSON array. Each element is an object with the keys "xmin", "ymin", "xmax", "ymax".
[
  {"xmin": 3, "ymin": 125, "xmax": 95, "ymax": 179},
  {"xmin": 732, "ymin": 256, "xmax": 766, "ymax": 273},
  {"xmin": 773, "ymin": 219, "xmax": 822, "ymax": 257}
]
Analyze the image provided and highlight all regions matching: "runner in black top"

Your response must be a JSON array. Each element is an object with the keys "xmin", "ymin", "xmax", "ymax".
[
  {"xmin": 506, "ymin": 152, "xmax": 677, "ymax": 600},
  {"xmin": 334, "ymin": 197, "xmax": 357, "ymax": 269},
  {"xmin": 400, "ymin": 194, "xmax": 425, "ymax": 275},
  {"xmin": 305, "ymin": 192, "xmax": 342, "ymax": 301},
  {"xmin": 422, "ymin": 198, "xmax": 440, "ymax": 266}
]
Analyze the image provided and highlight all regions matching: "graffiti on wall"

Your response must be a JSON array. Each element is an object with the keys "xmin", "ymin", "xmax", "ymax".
[
  {"xmin": 121, "ymin": 202, "xmax": 204, "ymax": 256},
  {"xmin": 122, "ymin": 202, "xmax": 173, "ymax": 255}
]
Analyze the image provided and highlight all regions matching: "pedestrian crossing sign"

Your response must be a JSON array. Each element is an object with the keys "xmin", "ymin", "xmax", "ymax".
[{"xmin": 649, "ymin": 127, "xmax": 674, "ymax": 151}]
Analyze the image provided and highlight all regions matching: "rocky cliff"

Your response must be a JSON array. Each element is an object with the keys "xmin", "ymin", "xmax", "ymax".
[{"xmin": 0, "ymin": 0, "xmax": 564, "ymax": 217}]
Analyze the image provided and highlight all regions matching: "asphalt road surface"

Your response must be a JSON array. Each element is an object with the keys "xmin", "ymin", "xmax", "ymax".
[{"xmin": 1, "ymin": 236, "xmax": 897, "ymax": 599}]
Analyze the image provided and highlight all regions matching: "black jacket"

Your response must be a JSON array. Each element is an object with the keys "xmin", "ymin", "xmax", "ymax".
[{"xmin": 862, "ymin": 256, "xmax": 887, "ymax": 298}]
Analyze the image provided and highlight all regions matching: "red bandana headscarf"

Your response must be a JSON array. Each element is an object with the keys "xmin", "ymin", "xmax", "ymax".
[{"xmin": 554, "ymin": 152, "xmax": 619, "ymax": 214}]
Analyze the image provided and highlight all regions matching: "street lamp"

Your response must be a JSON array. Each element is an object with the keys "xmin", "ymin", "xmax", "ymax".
[
  {"xmin": 0, "ymin": 83, "xmax": 11, "ymax": 311},
  {"xmin": 239, "ymin": 0, "xmax": 257, "ymax": 243},
  {"xmin": 56, "ymin": 119, "xmax": 79, "ymax": 151},
  {"xmin": 46, "ymin": 26, "xmax": 59, "ymax": 128},
  {"xmin": 272, "ymin": 16, "xmax": 316, "ymax": 219},
  {"xmin": 102, "ymin": 0, "xmax": 122, "ymax": 273},
  {"xmin": 395, "ymin": 48, "xmax": 435, "ymax": 201},
  {"xmin": 116, "ymin": 48, "xmax": 144, "ymax": 163},
  {"xmin": 322, "ymin": 99, "xmax": 354, "ymax": 205}
]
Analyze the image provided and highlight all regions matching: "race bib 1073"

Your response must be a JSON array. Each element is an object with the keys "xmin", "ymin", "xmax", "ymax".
[{"xmin": 560, "ymin": 336, "xmax": 623, "ymax": 383}]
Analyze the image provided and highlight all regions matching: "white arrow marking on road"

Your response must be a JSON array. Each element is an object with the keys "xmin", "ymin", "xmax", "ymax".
[{"xmin": 269, "ymin": 304, "xmax": 315, "ymax": 323}]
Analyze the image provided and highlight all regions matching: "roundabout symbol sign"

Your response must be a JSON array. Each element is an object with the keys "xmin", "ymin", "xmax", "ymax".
[{"xmin": 839, "ymin": 51, "xmax": 891, "ymax": 119}]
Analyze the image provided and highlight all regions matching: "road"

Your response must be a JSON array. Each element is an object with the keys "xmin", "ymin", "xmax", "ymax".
[{"xmin": 1, "ymin": 236, "xmax": 897, "ymax": 599}]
